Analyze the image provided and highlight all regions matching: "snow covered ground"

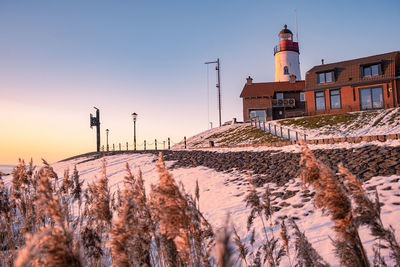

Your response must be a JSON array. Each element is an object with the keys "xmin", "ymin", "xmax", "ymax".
[{"xmin": 3, "ymin": 140, "xmax": 399, "ymax": 266}]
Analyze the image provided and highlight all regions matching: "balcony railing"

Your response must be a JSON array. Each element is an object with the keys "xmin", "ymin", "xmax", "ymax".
[{"xmin": 272, "ymin": 98, "xmax": 296, "ymax": 108}]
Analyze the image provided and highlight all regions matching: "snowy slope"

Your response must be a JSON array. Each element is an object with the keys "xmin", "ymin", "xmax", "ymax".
[{"xmin": 4, "ymin": 141, "xmax": 399, "ymax": 266}]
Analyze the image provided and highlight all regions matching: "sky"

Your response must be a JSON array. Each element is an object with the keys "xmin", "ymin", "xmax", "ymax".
[{"xmin": 1, "ymin": 0, "xmax": 399, "ymax": 164}]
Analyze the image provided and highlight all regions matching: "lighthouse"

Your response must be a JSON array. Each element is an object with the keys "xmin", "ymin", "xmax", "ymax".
[{"xmin": 274, "ymin": 25, "xmax": 301, "ymax": 82}]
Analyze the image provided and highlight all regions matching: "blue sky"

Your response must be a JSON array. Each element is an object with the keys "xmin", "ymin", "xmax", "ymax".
[{"xmin": 1, "ymin": 0, "xmax": 399, "ymax": 163}]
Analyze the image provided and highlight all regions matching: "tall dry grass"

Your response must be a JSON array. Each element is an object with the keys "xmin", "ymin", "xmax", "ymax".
[{"xmin": 1, "ymin": 146, "xmax": 399, "ymax": 266}]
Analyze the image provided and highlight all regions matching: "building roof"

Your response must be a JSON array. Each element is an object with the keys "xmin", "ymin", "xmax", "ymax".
[
  {"xmin": 240, "ymin": 80, "xmax": 305, "ymax": 98},
  {"xmin": 306, "ymin": 51, "xmax": 400, "ymax": 89}
]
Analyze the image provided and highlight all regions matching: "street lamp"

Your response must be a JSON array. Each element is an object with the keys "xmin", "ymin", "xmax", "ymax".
[
  {"xmin": 131, "ymin": 112, "xmax": 138, "ymax": 151},
  {"xmin": 106, "ymin": 129, "xmax": 109, "ymax": 152}
]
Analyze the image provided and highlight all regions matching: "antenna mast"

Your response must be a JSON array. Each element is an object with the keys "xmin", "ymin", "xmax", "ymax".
[
  {"xmin": 295, "ymin": 9, "xmax": 299, "ymax": 42},
  {"xmin": 205, "ymin": 58, "xmax": 222, "ymax": 127}
]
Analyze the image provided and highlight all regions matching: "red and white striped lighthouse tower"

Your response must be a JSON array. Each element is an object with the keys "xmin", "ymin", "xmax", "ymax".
[{"xmin": 274, "ymin": 24, "xmax": 301, "ymax": 82}]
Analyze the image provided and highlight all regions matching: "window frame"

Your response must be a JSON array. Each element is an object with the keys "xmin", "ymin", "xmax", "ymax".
[
  {"xmin": 276, "ymin": 92, "xmax": 284, "ymax": 100},
  {"xmin": 300, "ymin": 92, "xmax": 305, "ymax": 102},
  {"xmin": 329, "ymin": 89, "xmax": 342, "ymax": 109},
  {"xmin": 359, "ymin": 86, "xmax": 384, "ymax": 110},
  {"xmin": 315, "ymin": 91, "xmax": 326, "ymax": 111},
  {"xmin": 283, "ymin": 66, "xmax": 289, "ymax": 75},
  {"xmin": 362, "ymin": 64, "xmax": 381, "ymax": 77},
  {"xmin": 249, "ymin": 109, "xmax": 267, "ymax": 122},
  {"xmin": 317, "ymin": 70, "xmax": 335, "ymax": 84}
]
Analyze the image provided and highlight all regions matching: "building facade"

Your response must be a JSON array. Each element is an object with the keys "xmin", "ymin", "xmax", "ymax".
[{"xmin": 305, "ymin": 51, "xmax": 400, "ymax": 115}]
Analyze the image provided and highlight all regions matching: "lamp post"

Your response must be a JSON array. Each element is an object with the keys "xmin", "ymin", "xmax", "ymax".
[
  {"xmin": 106, "ymin": 129, "xmax": 109, "ymax": 152},
  {"xmin": 131, "ymin": 112, "xmax": 138, "ymax": 151}
]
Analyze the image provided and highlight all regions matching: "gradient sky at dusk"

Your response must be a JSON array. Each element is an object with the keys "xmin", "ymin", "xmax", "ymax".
[{"xmin": 1, "ymin": 0, "xmax": 399, "ymax": 164}]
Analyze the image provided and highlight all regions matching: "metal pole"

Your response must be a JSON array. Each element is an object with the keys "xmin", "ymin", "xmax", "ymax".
[
  {"xmin": 184, "ymin": 136, "xmax": 187, "ymax": 149},
  {"xmin": 205, "ymin": 58, "xmax": 222, "ymax": 127},
  {"xmin": 126, "ymin": 142, "xmax": 128, "ymax": 151},
  {"xmin": 269, "ymin": 123, "xmax": 271, "ymax": 133},
  {"xmin": 144, "ymin": 140, "xmax": 146, "ymax": 151},
  {"xmin": 155, "ymin": 139, "xmax": 157, "ymax": 151},
  {"xmin": 168, "ymin": 137, "xmax": 170, "ymax": 149},
  {"xmin": 96, "ymin": 108, "xmax": 100, "ymax": 152},
  {"xmin": 280, "ymin": 126, "xmax": 283, "ymax": 137},
  {"xmin": 288, "ymin": 129, "xmax": 290, "ymax": 140},
  {"xmin": 106, "ymin": 131, "xmax": 109, "ymax": 152},
  {"xmin": 216, "ymin": 58, "xmax": 221, "ymax": 127},
  {"xmin": 134, "ymin": 120, "xmax": 136, "ymax": 151}
]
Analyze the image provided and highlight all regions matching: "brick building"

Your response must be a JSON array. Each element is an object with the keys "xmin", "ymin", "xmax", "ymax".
[
  {"xmin": 305, "ymin": 51, "xmax": 400, "ymax": 115},
  {"xmin": 240, "ymin": 76, "xmax": 305, "ymax": 121}
]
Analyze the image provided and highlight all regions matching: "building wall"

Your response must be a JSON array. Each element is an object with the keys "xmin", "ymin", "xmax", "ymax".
[
  {"xmin": 305, "ymin": 82, "xmax": 397, "ymax": 115},
  {"xmin": 242, "ymin": 97, "xmax": 272, "ymax": 121},
  {"xmin": 275, "ymin": 50, "xmax": 301, "ymax": 82}
]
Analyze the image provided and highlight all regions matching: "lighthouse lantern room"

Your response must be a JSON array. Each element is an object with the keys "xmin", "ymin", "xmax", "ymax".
[{"xmin": 274, "ymin": 25, "xmax": 301, "ymax": 82}]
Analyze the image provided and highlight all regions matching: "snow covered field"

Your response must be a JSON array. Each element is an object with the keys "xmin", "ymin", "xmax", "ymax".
[{"xmin": 4, "ymin": 140, "xmax": 399, "ymax": 266}]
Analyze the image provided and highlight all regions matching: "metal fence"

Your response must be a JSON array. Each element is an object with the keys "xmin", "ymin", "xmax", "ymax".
[
  {"xmin": 250, "ymin": 118, "xmax": 307, "ymax": 141},
  {"xmin": 100, "ymin": 137, "xmax": 188, "ymax": 152}
]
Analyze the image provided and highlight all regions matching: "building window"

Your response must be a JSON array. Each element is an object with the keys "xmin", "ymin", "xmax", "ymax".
[
  {"xmin": 250, "ymin": 110, "xmax": 266, "ymax": 122},
  {"xmin": 276, "ymin": 93, "xmax": 284, "ymax": 100},
  {"xmin": 317, "ymin": 71, "xmax": 334, "ymax": 83},
  {"xmin": 359, "ymin": 87, "xmax": 383, "ymax": 110},
  {"xmin": 315, "ymin": 91, "xmax": 325, "ymax": 111},
  {"xmin": 362, "ymin": 64, "xmax": 380, "ymax": 77},
  {"xmin": 329, "ymin": 89, "xmax": 341, "ymax": 109},
  {"xmin": 283, "ymin": 66, "xmax": 289, "ymax": 75},
  {"xmin": 300, "ymin": 92, "xmax": 305, "ymax": 102}
]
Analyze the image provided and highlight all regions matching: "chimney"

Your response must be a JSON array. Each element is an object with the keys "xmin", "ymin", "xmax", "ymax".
[
  {"xmin": 289, "ymin": 74, "xmax": 296, "ymax": 83},
  {"xmin": 321, "ymin": 59, "xmax": 324, "ymax": 65},
  {"xmin": 246, "ymin": 76, "xmax": 253, "ymax": 85}
]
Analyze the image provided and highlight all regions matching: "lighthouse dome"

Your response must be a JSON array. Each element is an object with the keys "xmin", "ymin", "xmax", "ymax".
[{"xmin": 279, "ymin": 24, "xmax": 293, "ymax": 40}]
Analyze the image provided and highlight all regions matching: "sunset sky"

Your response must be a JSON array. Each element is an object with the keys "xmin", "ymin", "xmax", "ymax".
[{"xmin": 1, "ymin": 0, "xmax": 399, "ymax": 164}]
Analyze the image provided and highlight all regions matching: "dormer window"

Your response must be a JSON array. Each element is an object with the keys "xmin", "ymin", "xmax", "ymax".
[
  {"xmin": 317, "ymin": 71, "xmax": 334, "ymax": 83},
  {"xmin": 362, "ymin": 64, "xmax": 380, "ymax": 77},
  {"xmin": 283, "ymin": 66, "xmax": 289, "ymax": 75}
]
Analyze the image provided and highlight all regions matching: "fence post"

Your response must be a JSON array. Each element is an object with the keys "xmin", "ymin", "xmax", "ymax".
[
  {"xmin": 144, "ymin": 140, "xmax": 146, "ymax": 151},
  {"xmin": 274, "ymin": 125, "xmax": 277, "ymax": 135},
  {"xmin": 184, "ymin": 136, "xmax": 187, "ymax": 149},
  {"xmin": 119, "ymin": 143, "xmax": 121, "ymax": 151},
  {"xmin": 168, "ymin": 137, "xmax": 170, "ymax": 149},
  {"xmin": 288, "ymin": 129, "xmax": 290, "ymax": 140},
  {"xmin": 155, "ymin": 139, "xmax": 157, "ymax": 151},
  {"xmin": 296, "ymin": 131, "xmax": 299, "ymax": 141},
  {"xmin": 258, "ymin": 119, "xmax": 261, "ymax": 128},
  {"xmin": 269, "ymin": 123, "xmax": 271, "ymax": 133},
  {"xmin": 280, "ymin": 126, "xmax": 283, "ymax": 137}
]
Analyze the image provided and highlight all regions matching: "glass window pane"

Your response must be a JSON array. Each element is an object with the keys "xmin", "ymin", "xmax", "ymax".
[
  {"xmin": 300, "ymin": 92, "xmax": 305, "ymax": 102},
  {"xmin": 330, "ymin": 95, "xmax": 341, "ymax": 109},
  {"xmin": 371, "ymin": 65, "xmax": 379, "ymax": 76},
  {"xmin": 318, "ymin": 73, "xmax": 325, "ymax": 83},
  {"xmin": 284, "ymin": 66, "xmax": 289, "ymax": 74},
  {"xmin": 276, "ymin": 93, "xmax": 283, "ymax": 100},
  {"xmin": 360, "ymin": 88, "xmax": 372, "ymax": 109},
  {"xmin": 363, "ymin": 67, "xmax": 371, "ymax": 76},
  {"xmin": 326, "ymin": 71, "xmax": 333, "ymax": 82},
  {"xmin": 372, "ymin": 87, "xmax": 383, "ymax": 108},
  {"xmin": 315, "ymin": 92, "xmax": 325, "ymax": 111}
]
